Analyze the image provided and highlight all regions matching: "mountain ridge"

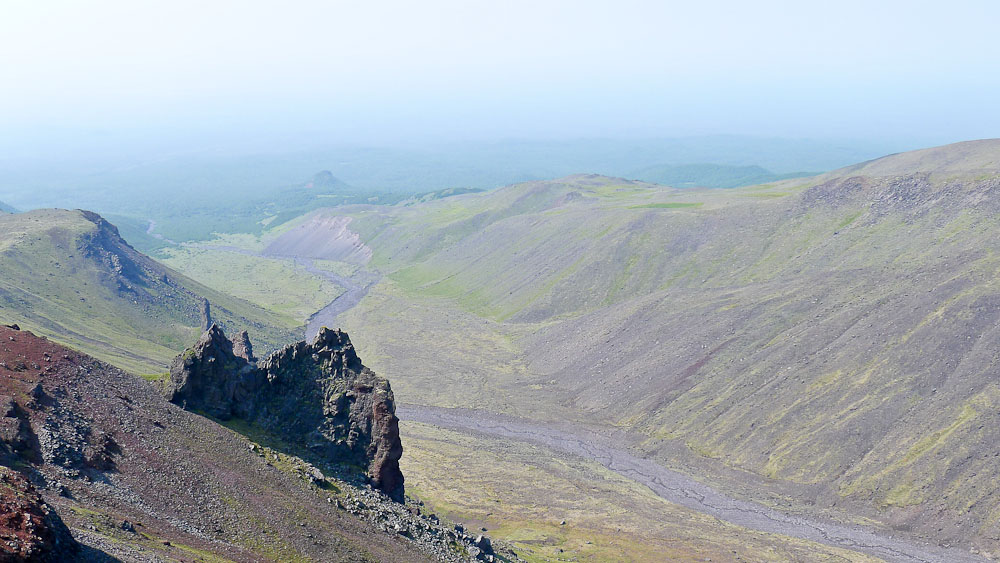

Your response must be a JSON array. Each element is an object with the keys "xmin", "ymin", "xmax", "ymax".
[
  {"xmin": 829, "ymin": 138, "xmax": 1000, "ymax": 179},
  {"xmin": 0, "ymin": 208, "xmax": 298, "ymax": 374}
]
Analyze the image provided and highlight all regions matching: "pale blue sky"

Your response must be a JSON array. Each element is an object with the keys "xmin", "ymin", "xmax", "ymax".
[{"xmin": 2, "ymin": 0, "xmax": 999, "ymax": 155}]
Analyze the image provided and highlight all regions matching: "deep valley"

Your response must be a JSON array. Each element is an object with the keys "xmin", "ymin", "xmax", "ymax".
[{"xmin": 4, "ymin": 140, "xmax": 1000, "ymax": 562}]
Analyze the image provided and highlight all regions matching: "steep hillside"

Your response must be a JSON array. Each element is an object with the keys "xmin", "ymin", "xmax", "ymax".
[
  {"xmin": 320, "ymin": 140, "xmax": 1000, "ymax": 554},
  {"xmin": 0, "ymin": 209, "xmax": 297, "ymax": 375},
  {"xmin": 0, "ymin": 466, "xmax": 81, "ymax": 561},
  {"xmin": 0, "ymin": 324, "xmax": 493, "ymax": 562}
]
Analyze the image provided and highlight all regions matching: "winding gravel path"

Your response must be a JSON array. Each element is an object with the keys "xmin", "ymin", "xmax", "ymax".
[
  {"xmin": 178, "ymin": 241, "xmax": 380, "ymax": 340},
  {"xmin": 292, "ymin": 257, "xmax": 379, "ymax": 340},
  {"xmin": 397, "ymin": 404, "xmax": 985, "ymax": 563}
]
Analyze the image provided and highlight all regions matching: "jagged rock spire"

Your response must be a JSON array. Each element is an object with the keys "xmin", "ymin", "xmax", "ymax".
[{"xmin": 165, "ymin": 325, "xmax": 404, "ymax": 502}]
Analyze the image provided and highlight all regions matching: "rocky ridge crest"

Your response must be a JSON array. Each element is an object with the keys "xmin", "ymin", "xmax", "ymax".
[{"xmin": 165, "ymin": 325, "xmax": 405, "ymax": 501}]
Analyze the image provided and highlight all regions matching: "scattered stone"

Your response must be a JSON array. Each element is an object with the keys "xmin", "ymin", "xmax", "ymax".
[{"xmin": 475, "ymin": 534, "xmax": 494, "ymax": 555}]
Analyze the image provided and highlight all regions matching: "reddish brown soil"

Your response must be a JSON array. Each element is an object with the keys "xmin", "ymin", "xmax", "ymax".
[{"xmin": 0, "ymin": 326, "xmax": 432, "ymax": 562}]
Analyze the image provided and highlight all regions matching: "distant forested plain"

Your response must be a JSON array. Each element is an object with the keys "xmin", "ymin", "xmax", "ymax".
[{"xmin": 0, "ymin": 136, "xmax": 898, "ymax": 247}]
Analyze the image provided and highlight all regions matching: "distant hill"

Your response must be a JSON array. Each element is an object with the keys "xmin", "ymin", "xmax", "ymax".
[
  {"xmin": 0, "ymin": 200, "xmax": 15, "ymax": 213},
  {"xmin": 0, "ymin": 209, "xmax": 296, "ymax": 374},
  {"xmin": 830, "ymin": 138, "xmax": 1000, "ymax": 178},
  {"xmin": 306, "ymin": 169, "xmax": 350, "ymax": 190},
  {"xmin": 327, "ymin": 139, "xmax": 1000, "ymax": 553},
  {"xmin": 630, "ymin": 163, "xmax": 812, "ymax": 188}
]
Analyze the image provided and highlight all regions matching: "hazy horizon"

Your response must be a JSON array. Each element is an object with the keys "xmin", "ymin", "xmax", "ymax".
[{"xmin": 3, "ymin": 0, "xmax": 999, "ymax": 161}]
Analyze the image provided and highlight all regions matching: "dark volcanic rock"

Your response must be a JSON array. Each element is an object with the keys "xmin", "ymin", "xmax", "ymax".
[
  {"xmin": 166, "ymin": 325, "xmax": 405, "ymax": 501},
  {"xmin": 0, "ymin": 466, "xmax": 80, "ymax": 562},
  {"xmin": 0, "ymin": 325, "xmax": 439, "ymax": 561},
  {"xmin": 232, "ymin": 330, "xmax": 254, "ymax": 363},
  {"xmin": 199, "ymin": 298, "xmax": 212, "ymax": 331}
]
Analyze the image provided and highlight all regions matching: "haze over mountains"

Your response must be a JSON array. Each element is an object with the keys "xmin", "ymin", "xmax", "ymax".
[{"xmin": 0, "ymin": 136, "xmax": 903, "ymax": 242}]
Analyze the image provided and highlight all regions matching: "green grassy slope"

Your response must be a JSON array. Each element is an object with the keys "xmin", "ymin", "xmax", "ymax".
[
  {"xmin": 329, "ymin": 139, "xmax": 1000, "ymax": 552},
  {"xmin": 630, "ymin": 163, "xmax": 812, "ymax": 188},
  {"xmin": 0, "ymin": 209, "xmax": 297, "ymax": 375},
  {"xmin": 158, "ymin": 246, "xmax": 344, "ymax": 324}
]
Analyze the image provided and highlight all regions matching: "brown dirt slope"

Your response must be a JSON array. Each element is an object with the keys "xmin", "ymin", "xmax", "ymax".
[
  {"xmin": 0, "ymin": 465, "xmax": 81, "ymax": 562},
  {"xmin": 0, "ymin": 324, "xmax": 433, "ymax": 562}
]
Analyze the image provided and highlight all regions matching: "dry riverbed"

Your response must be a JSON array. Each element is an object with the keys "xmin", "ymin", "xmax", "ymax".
[{"xmin": 398, "ymin": 404, "xmax": 985, "ymax": 563}]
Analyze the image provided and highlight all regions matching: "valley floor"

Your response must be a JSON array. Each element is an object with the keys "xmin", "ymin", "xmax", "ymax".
[
  {"xmin": 162, "ymin": 244, "xmax": 987, "ymax": 562},
  {"xmin": 399, "ymin": 405, "xmax": 982, "ymax": 563}
]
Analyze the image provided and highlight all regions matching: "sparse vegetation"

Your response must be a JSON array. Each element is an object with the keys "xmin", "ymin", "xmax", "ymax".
[
  {"xmin": 160, "ymin": 247, "xmax": 344, "ymax": 325},
  {"xmin": 627, "ymin": 202, "xmax": 703, "ymax": 209}
]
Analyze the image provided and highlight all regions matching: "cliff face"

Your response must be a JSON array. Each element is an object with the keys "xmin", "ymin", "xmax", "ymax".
[{"xmin": 166, "ymin": 325, "xmax": 404, "ymax": 501}]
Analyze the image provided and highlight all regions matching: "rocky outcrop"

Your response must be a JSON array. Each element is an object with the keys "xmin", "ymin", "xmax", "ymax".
[
  {"xmin": 232, "ymin": 330, "xmax": 254, "ymax": 362},
  {"xmin": 199, "ymin": 298, "xmax": 212, "ymax": 331},
  {"xmin": 0, "ymin": 466, "xmax": 80, "ymax": 562},
  {"xmin": 166, "ymin": 326, "xmax": 404, "ymax": 501},
  {"xmin": 0, "ymin": 324, "xmax": 439, "ymax": 561}
]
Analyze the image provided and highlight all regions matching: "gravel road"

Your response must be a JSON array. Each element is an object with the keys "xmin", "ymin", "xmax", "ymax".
[{"xmin": 398, "ymin": 404, "xmax": 985, "ymax": 563}]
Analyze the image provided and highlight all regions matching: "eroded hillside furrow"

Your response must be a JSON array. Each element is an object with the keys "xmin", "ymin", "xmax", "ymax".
[{"xmin": 398, "ymin": 404, "xmax": 985, "ymax": 563}]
